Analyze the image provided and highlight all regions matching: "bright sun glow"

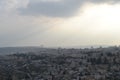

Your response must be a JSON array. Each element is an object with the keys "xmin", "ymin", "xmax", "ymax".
[
  {"xmin": 56, "ymin": 4, "xmax": 120, "ymax": 33},
  {"xmin": 49, "ymin": 3, "xmax": 120, "ymax": 46}
]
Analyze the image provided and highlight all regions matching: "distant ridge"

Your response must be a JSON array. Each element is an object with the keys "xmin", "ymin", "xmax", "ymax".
[
  {"xmin": 0, "ymin": 47, "xmax": 47, "ymax": 55},
  {"xmin": 0, "ymin": 45, "xmax": 118, "ymax": 55}
]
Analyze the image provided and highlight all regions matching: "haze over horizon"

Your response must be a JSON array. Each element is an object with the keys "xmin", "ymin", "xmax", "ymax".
[{"xmin": 0, "ymin": 0, "xmax": 120, "ymax": 47}]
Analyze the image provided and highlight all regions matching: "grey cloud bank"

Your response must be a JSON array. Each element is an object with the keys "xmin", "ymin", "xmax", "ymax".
[
  {"xmin": 19, "ymin": 0, "xmax": 83, "ymax": 17},
  {"xmin": 19, "ymin": 0, "xmax": 120, "ymax": 17}
]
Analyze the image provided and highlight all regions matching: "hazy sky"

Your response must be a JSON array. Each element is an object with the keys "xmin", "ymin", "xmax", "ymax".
[{"xmin": 0, "ymin": 0, "xmax": 120, "ymax": 47}]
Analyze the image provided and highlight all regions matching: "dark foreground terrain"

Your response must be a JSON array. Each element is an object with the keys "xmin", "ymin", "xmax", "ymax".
[{"xmin": 0, "ymin": 46, "xmax": 120, "ymax": 80}]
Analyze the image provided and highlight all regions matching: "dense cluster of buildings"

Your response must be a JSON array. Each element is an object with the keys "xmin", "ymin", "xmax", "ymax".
[{"xmin": 0, "ymin": 46, "xmax": 120, "ymax": 80}]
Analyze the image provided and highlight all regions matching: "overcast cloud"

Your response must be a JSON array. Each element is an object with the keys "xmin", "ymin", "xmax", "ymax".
[
  {"xmin": 0, "ymin": 0, "xmax": 120, "ymax": 47},
  {"xmin": 19, "ymin": 0, "xmax": 120, "ymax": 17}
]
